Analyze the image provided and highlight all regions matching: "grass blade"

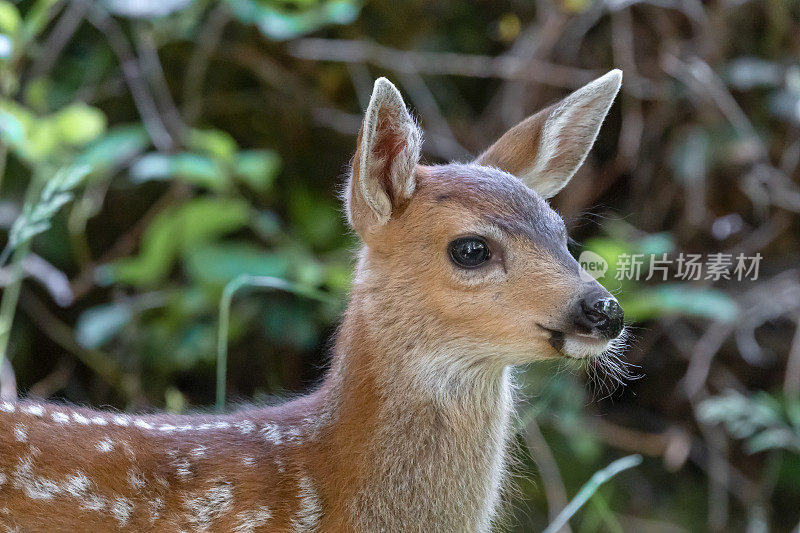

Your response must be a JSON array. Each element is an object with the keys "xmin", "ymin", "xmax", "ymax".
[
  {"xmin": 216, "ymin": 274, "xmax": 338, "ymax": 412},
  {"xmin": 543, "ymin": 454, "xmax": 643, "ymax": 533}
]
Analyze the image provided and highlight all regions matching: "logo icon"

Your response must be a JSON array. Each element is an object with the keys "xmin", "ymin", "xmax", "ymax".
[{"xmin": 578, "ymin": 250, "xmax": 608, "ymax": 282}]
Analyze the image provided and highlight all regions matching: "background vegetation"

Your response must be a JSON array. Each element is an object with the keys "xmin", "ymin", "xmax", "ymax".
[{"xmin": 1, "ymin": 0, "xmax": 799, "ymax": 531}]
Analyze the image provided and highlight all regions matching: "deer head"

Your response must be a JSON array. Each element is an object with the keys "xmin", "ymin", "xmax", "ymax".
[{"xmin": 344, "ymin": 71, "xmax": 625, "ymax": 375}]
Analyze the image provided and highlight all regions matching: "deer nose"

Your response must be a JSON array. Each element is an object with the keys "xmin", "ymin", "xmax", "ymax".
[{"xmin": 577, "ymin": 296, "xmax": 624, "ymax": 339}]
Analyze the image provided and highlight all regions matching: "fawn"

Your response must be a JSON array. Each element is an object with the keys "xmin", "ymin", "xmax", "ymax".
[{"xmin": 0, "ymin": 70, "xmax": 626, "ymax": 532}]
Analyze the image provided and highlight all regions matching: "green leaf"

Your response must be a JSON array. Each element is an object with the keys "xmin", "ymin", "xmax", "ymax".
[
  {"xmin": 76, "ymin": 302, "xmax": 133, "ymax": 349},
  {"xmin": 75, "ymin": 125, "xmax": 151, "ymax": 175},
  {"xmin": 747, "ymin": 429, "xmax": 798, "ymax": 453},
  {"xmin": 637, "ymin": 233, "xmax": 675, "ymax": 255},
  {"xmin": 52, "ymin": 103, "xmax": 107, "ymax": 146},
  {"xmin": 234, "ymin": 150, "xmax": 280, "ymax": 192},
  {"xmin": 188, "ymin": 128, "xmax": 238, "ymax": 161},
  {"xmin": 0, "ymin": 33, "xmax": 11, "ymax": 59},
  {"xmin": 228, "ymin": 0, "xmax": 361, "ymax": 40},
  {"xmin": 107, "ymin": 198, "xmax": 251, "ymax": 286},
  {"xmin": 104, "ymin": 211, "xmax": 179, "ymax": 286},
  {"xmin": 0, "ymin": 2, "xmax": 21, "ymax": 35},
  {"xmin": 20, "ymin": 0, "xmax": 58, "ymax": 42},
  {"xmin": 621, "ymin": 285, "xmax": 739, "ymax": 323},
  {"xmin": 179, "ymin": 197, "xmax": 251, "ymax": 249},
  {"xmin": 184, "ymin": 242, "xmax": 290, "ymax": 285},
  {"xmin": 131, "ymin": 152, "xmax": 229, "ymax": 190},
  {"xmin": 0, "ymin": 99, "xmax": 33, "ymax": 149},
  {"xmin": 101, "ymin": 0, "xmax": 193, "ymax": 18},
  {"xmin": 0, "ymin": 107, "xmax": 24, "ymax": 145},
  {"xmin": 6, "ymin": 164, "xmax": 92, "ymax": 252}
]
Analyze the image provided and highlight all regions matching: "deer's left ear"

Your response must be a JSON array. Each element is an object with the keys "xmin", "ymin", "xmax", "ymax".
[
  {"xmin": 476, "ymin": 69, "xmax": 622, "ymax": 198},
  {"xmin": 346, "ymin": 77, "xmax": 422, "ymax": 237}
]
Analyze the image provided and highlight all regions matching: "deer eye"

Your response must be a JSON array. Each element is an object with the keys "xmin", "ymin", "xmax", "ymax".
[{"xmin": 449, "ymin": 237, "xmax": 491, "ymax": 269}]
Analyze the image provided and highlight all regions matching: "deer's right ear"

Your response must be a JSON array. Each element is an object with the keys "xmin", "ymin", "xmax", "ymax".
[
  {"xmin": 346, "ymin": 78, "xmax": 422, "ymax": 237},
  {"xmin": 476, "ymin": 70, "xmax": 622, "ymax": 199}
]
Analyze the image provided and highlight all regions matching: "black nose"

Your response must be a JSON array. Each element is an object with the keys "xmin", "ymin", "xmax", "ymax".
[{"xmin": 578, "ymin": 296, "xmax": 624, "ymax": 339}]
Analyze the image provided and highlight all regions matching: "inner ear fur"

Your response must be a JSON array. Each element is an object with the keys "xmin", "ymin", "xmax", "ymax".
[
  {"xmin": 346, "ymin": 78, "xmax": 422, "ymax": 237},
  {"xmin": 476, "ymin": 69, "xmax": 622, "ymax": 199}
]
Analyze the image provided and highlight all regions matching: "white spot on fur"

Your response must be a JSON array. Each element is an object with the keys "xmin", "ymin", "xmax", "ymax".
[
  {"xmin": 190, "ymin": 445, "xmax": 207, "ymax": 458},
  {"xmin": 183, "ymin": 480, "xmax": 234, "ymax": 531},
  {"xmin": 175, "ymin": 458, "xmax": 192, "ymax": 480},
  {"xmin": 72, "ymin": 412, "xmax": 90, "ymax": 425},
  {"xmin": 241, "ymin": 455, "xmax": 255, "ymax": 467},
  {"xmin": 285, "ymin": 427, "xmax": 303, "ymax": 443},
  {"xmin": 13, "ymin": 424, "xmax": 27, "ymax": 442},
  {"xmin": 236, "ymin": 420, "xmax": 255, "ymax": 434},
  {"xmin": 234, "ymin": 506, "xmax": 272, "ymax": 533},
  {"xmin": 113, "ymin": 415, "xmax": 130, "ymax": 426},
  {"xmin": 82, "ymin": 492, "xmax": 107, "ymax": 512},
  {"xmin": 97, "ymin": 437, "xmax": 114, "ymax": 453},
  {"xmin": 63, "ymin": 472, "xmax": 89, "ymax": 493},
  {"xmin": 0, "ymin": 472, "xmax": 6, "ymax": 486},
  {"xmin": 22, "ymin": 404, "xmax": 44, "ymax": 417},
  {"xmin": 260, "ymin": 423, "xmax": 283, "ymax": 445},
  {"xmin": 13, "ymin": 457, "xmax": 60, "ymax": 500},
  {"xmin": 51, "ymin": 411, "xmax": 69, "ymax": 424},
  {"xmin": 128, "ymin": 469, "xmax": 146, "ymax": 490},
  {"xmin": 158, "ymin": 424, "xmax": 177, "ymax": 432},
  {"xmin": 122, "ymin": 442, "xmax": 136, "ymax": 459},
  {"xmin": 134, "ymin": 419, "xmax": 154, "ymax": 430},
  {"xmin": 290, "ymin": 476, "xmax": 322, "ymax": 532},
  {"xmin": 149, "ymin": 497, "xmax": 164, "ymax": 522},
  {"xmin": 63, "ymin": 473, "xmax": 107, "ymax": 513},
  {"xmin": 111, "ymin": 497, "xmax": 134, "ymax": 525},
  {"xmin": 91, "ymin": 416, "xmax": 107, "ymax": 426},
  {"xmin": 0, "ymin": 402, "xmax": 14, "ymax": 413}
]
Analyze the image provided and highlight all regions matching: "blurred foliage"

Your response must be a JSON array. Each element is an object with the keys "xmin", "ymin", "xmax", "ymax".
[
  {"xmin": 1, "ymin": 0, "xmax": 800, "ymax": 531},
  {"xmin": 699, "ymin": 390, "xmax": 800, "ymax": 454}
]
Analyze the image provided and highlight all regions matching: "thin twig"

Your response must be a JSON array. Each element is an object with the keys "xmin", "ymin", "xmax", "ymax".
[
  {"xmin": 524, "ymin": 419, "xmax": 572, "ymax": 531},
  {"xmin": 288, "ymin": 38, "xmax": 599, "ymax": 89},
  {"xmin": 27, "ymin": 0, "xmax": 90, "ymax": 81},
  {"xmin": 86, "ymin": 3, "xmax": 174, "ymax": 151},
  {"xmin": 681, "ymin": 323, "xmax": 734, "ymax": 399},
  {"xmin": 784, "ymin": 317, "xmax": 800, "ymax": 401},
  {"xmin": 133, "ymin": 22, "xmax": 186, "ymax": 143},
  {"xmin": 181, "ymin": 4, "xmax": 230, "ymax": 124},
  {"xmin": 396, "ymin": 71, "xmax": 469, "ymax": 160}
]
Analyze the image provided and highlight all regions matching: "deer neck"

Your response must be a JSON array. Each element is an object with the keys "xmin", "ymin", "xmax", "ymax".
[{"xmin": 317, "ymin": 283, "xmax": 515, "ymax": 532}]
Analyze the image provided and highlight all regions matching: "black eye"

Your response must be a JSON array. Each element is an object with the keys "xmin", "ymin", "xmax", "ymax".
[{"xmin": 449, "ymin": 237, "xmax": 491, "ymax": 269}]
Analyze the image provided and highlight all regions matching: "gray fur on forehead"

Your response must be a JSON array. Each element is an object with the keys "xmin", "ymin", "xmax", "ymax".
[{"xmin": 421, "ymin": 163, "xmax": 566, "ymax": 240}]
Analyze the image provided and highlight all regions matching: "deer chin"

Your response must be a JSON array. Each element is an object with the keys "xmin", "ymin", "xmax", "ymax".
[
  {"xmin": 540, "ymin": 325, "xmax": 611, "ymax": 359},
  {"xmin": 561, "ymin": 334, "xmax": 611, "ymax": 359}
]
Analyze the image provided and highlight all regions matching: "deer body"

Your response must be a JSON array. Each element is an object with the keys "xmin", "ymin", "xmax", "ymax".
[
  {"xmin": 0, "ymin": 71, "xmax": 626, "ymax": 532},
  {"xmin": 0, "ymin": 300, "xmax": 513, "ymax": 532}
]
